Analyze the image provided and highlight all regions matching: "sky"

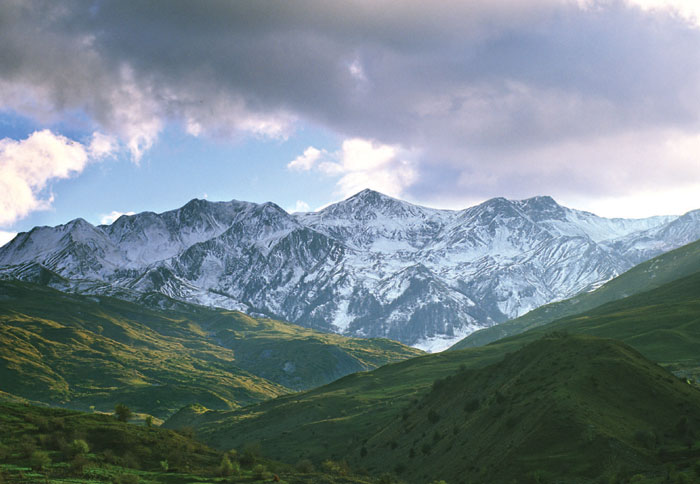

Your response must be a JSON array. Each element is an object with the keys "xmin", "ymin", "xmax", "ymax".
[{"xmin": 1, "ymin": 0, "xmax": 700, "ymax": 246}]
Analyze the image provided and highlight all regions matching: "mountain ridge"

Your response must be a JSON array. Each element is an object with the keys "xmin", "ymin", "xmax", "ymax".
[{"xmin": 1, "ymin": 189, "xmax": 697, "ymax": 351}]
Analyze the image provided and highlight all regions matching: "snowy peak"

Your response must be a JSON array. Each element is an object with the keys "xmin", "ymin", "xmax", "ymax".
[
  {"xmin": 515, "ymin": 196, "xmax": 568, "ymax": 222},
  {"xmin": 0, "ymin": 190, "xmax": 698, "ymax": 352}
]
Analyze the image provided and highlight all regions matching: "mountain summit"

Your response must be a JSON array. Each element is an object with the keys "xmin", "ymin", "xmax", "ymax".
[{"xmin": 0, "ymin": 190, "xmax": 697, "ymax": 351}]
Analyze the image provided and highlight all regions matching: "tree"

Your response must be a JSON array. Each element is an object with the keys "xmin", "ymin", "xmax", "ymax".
[
  {"xmin": 114, "ymin": 403, "xmax": 132, "ymax": 422},
  {"xmin": 219, "ymin": 455, "xmax": 235, "ymax": 476},
  {"xmin": 145, "ymin": 415, "xmax": 153, "ymax": 428}
]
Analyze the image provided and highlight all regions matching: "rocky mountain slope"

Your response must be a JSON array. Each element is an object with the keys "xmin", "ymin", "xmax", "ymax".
[{"xmin": 1, "ymin": 189, "xmax": 697, "ymax": 351}]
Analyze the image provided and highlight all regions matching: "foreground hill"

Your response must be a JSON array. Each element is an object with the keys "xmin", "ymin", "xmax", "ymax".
[
  {"xmin": 361, "ymin": 335, "xmax": 700, "ymax": 483},
  {"xmin": 170, "ymin": 271, "xmax": 700, "ymax": 482},
  {"xmin": 0, "ymin": 402, "xmax": 375, "ymax": 484},
  {"xmin": 2, "ymin": 190, "xmax": 697, "ymax": 350},
  {"xmin": 452, "ymin": 237, "xmax": 700, "ymax": 350},
  {"xmin": 0, "ymin": 280, "xmax": 421, "ymax": 418}
]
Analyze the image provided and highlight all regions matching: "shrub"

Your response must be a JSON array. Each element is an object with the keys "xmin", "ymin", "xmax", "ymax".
[
  {"xmin": 219, "ymin": 455, "xmax": 239, "ymax": 476},
  {"xmin": 19, "ymin": 435, "xmax": 36, "ymax": 458},
  {"xmin": 252, "ymin": 464, "xmax": 268, "ymax": 480},
  {"xmin": 114, "ymin": 404, "xmax": 132, "ymax": 423},
  {"xmin": 321, "ymin": 459, "xmax": 349, "ymax": 476},
  {"xmin": 29, "ymin": 450, "xmax": 51, "ymax": 471},
  {"xmin": 159, "ymin": 460, "xmax": 169, "ymax": 472},
  {"xmin": 240, "ymin": 442, "xmax": 262, "ymax": 467},
  {"xmin": 295, "ymin": 458, "xmax": 314, "ymax": 473},
  {"xmin": 71, "ymin": 454, "xmax": 90, "ymax": 474},
  {"xmin": 66, "ymin": 439, "xmax": 90, "ymax": 458},
  {"xmin": 112, "ymin": 474, "xmax": 139, "ymax": 484},
  {"xmin": 145, "ymin": 416, "xmax": 153, "ymax": 428}
]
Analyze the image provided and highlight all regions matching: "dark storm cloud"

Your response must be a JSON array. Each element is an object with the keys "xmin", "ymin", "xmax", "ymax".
[{"xmin": 1, "ymin": 0, "xmax": 699, "ymax": 204}]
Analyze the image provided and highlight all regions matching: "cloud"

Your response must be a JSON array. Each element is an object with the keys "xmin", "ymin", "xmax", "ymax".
[
  {"xmin": 0, "ymin": 130, "xmax": 112, "ymax": 227},
  {"xmin": 286, "ymin": 200, "xmax": 311, "ymax": 213},
  {"xmin": 292, "ymin": 138, "xmax": 417, "ymax": 198},
  {"xmin": 0, "ymin": 231, "xmax": 17, "ymax": 247},
  {"xmin": 1, "ymin": 1, "xmax": 699, "ymax": 211},
  {"xmin": 100, "ymin": 210, "xmax": 136, "ymax": 225},
  {"xmin": 287, "ymin": 147, "xmax": 324, "ymax": 171}
]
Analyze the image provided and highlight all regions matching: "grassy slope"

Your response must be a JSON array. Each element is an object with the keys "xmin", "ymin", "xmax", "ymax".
[
  {"xmin": 360, "ymin": 335, "xmax": 700, "ymax": 483},
  {"xmin": 452, "ymin": 237, "xmax": 700, "ymax": 350},
  {"xmin": 0, "ymin": 280, "xmax": 422, "ymax": 418},
  {"xmin": 0, "ymin": 402, "xmax": 375, "ymax": 484},
  {"xmin": 178, "ymin": 270, "xmax": 700, "ymax": 480}
]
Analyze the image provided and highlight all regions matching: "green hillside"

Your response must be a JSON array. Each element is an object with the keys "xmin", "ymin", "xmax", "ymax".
[
  {"xmin": 174, "ymin": 270, "xmax": 700, "ymax": 482},
  {"xmin": 0, "ymin": 280, "xmax": 422, "ymax": 418},
  {"xmin": 452, "ymin": 238, "xmax": 700, "ymax": 350},
  {"xmin": 361, "ymin": 334, "xmax": 700, "ymax": 483},
  {"xmin": 0, "ymin": 402, "xmax": 377, "ymax": 484}
]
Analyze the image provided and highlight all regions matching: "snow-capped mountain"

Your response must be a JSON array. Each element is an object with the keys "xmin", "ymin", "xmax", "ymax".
[{"xmin": 0, "ymin": 190, "xmax": 695, "ymax": 351}]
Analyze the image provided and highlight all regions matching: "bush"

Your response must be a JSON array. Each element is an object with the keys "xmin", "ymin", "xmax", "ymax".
[
  {"xmin": 240, "ymin": 442, "xmax": 262, "ymax": 467},
  {"xmin": 71, "ymin": 454, "xmax": 90, "ymax": 474},
  {"xmin": 66, "ymin": 439, "xmax": 89, "ymax": 458},
  {"xmin": 252, "ymin": 464, "xmax": 268, "ymax": 480},
  {"xmin": 29, "ymin": 450, "xmax": 51, "ymax": 471},
  {"xmin": 114, "ymin": 404, "xmax": 132, "ymax": 423},
  {"xmin": 219, "ymin": 455, "xmax": 239, "ymax": 476},
  {"xmin": 145, "ymin": 416, "xmax": 153, "ymax": 428},
  {"xmin": 321, "ymin": 459, "xmax": 349, "ymax": 476},
  {"xmin": 113, "ymin": 474, "xmax": 139, "ymax": 484},
  {"xmin": 296, "ymin": 458, "xmax": 314, "ymax": 473},
  {"xmin": 159, "ymin": 460, "xmax": 169, "ymax": 472}
]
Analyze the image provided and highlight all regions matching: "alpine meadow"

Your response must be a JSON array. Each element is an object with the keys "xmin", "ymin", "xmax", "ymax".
[{"xmin": 1, "ymin": 1, "xmax": 700, "ymax": 484}]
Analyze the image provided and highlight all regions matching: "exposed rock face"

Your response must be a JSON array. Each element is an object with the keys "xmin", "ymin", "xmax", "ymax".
[{"xmin": 1, "ymin": 189, "xmax": 696, "ymax": 351}]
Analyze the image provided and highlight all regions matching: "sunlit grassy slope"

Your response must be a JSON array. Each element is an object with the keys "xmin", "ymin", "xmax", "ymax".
[
  {"xmin": 175, "ymin": 271, "xmax": 700, "ymax": 482},
  {"xmin": 452, "ymin": 237, "xmax": 700, "ymax": 350},
  {"xmin": 0, "ymin": 280, "xmax": 422, "ymax": 418}
]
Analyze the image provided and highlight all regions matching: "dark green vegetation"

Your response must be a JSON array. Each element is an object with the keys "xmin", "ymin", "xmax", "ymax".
[
  {"xmin": 361, "ymin": 334, "xmax": 700, "ymax": 483},
  {"xmin": 173, "ymin": 265, "xmax": 700, "ymax": 483},
  {"xmin": 0, "ymin": 280, "xmax": 422, "ymax": 418},
  {"xmin": 0, "ymin": 401, "xmax": 379, "ymax": 483},
  {"xmin": 452, "ymin": 237, "xmax": 700, "ymax": 350}
]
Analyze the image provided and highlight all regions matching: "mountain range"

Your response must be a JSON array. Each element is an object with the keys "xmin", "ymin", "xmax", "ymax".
[{"xmin": 1, "ymin": 189, "xmax": 698, "ymax": 351}]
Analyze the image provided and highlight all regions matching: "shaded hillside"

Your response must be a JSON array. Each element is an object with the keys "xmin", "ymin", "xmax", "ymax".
[
  {"xmin": 173, "ymin": 270, "xmax": 700, "ymax": 480},
  {"xmin": 0, "ymin": 280, "xmax": 421, "ymax": 418},
  {"xmin": 361, "ymin": 335, "xmax": 700, "ymax": 483},
  {"xmin": 0, "ymin": 402, "xmax": 377, "ymax": 484},
  {"xmin": 452, "ymin": 237, "xmax": 700, "ymax": 350}
]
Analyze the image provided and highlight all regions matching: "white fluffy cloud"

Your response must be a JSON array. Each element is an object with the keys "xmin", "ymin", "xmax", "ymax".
[
  {"xmin": 291, "ymin": 138, "xmax": 417, "ymax": 199},
  {"xmin": 0, "ymin": 231, "xmax": 17, "ymax": 247},
  {"xmin": 0, "ymin": 130, "xmax": 115, "ymax": 227},
  {"xmin": 99, "ymin": 211, "xmax": 136, "ymax": 225},
  {"xmin": 287, "ymin": 147, "xmax": 324, "ymax": 171}
]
